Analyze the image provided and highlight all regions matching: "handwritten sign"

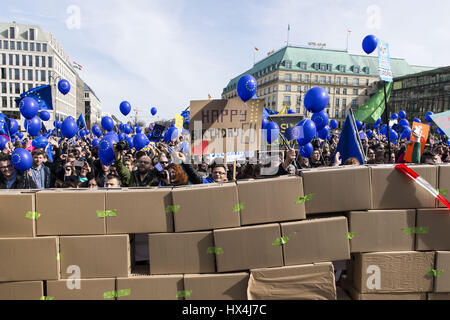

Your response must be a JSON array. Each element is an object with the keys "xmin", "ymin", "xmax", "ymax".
[{"xmin": 404, "ymin": 122, "xmax": 430, "ymax": 163}]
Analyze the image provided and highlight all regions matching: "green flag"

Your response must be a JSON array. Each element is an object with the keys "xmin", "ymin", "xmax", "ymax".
[{"xmin": 354, "ymin": 82, "xmax": 392, "ymax": 124}]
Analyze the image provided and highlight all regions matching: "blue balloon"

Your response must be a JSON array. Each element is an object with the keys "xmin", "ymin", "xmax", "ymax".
[
  {"xmin": 311, "ymin": 110, "xmax": 329, "ymax": 131},
  {"xmin": 304, "ymin": 87, "xmax": 329, "ymax": 113},
  {"xmin": 92, "ymin": 139, "xmax": 100, "ymax": 147},
  {"xmin": 12, "ymin": 148, "xmax": 33, "ymax": 171},
  {"xmin": 164, "ymin": 127, "xmax": 179, "ymax": 143},
  {"xmin": 54, "ymin": 120, "xmax": 61, "ymax": 129},
  {"xmin": 380, "ymin": 124, "xmax": 388, "ymax": 135},
  {"xmin": 126, "ymin": 136, "xmax": 134, "ymax": 149},
  {"xmin": 183, "ymin": 120, "xmax": 190, "ymax": 129},
  {"xmin": 27, "ymin": 117, "xmax": 42, "ymax": 136},
  {"xmin": 101, "ymin": 116, "xmax": 114, "ymax": 132},
  {"xmin": 151, "ymin": 107, "xmax": 157, "ymax": 116},
  {"xmin": 39, "ymin": 110, "xmax": 51, "ymax": 121},
  {"xmin": 375, "ymin": 118, "xmax": 382, "ymax": 125},
  {"xmin": 299, "ymin": 142, "xmax": 314, "ymax": 158},
  {"xmin": 389, "ymin": 129, "xmax": 398, "ymax": 142},
  {"xmin": 118, "ymin": 133, "xmax": 127, "ymax": 141},
  {"xmin": 17, "ymin": 132, "xmax": 24, "ymax": 139},
  {"xmin": 263, "ymin": 122, "xmax": 280, "ymax": 144},
  {"xmin": 19, "ymin": 97, "xmax": 39, "ymax": 120},
  {"xmin": 447, "ymin": 139, "xmax": 450, "ymax": 146},
  {"xmin": 318, "ymin": 126, "xmax": 330, "ymax": 140},
  {"xmin": 32, "ymin": 136, "xmax": 48, "ymax": 149},
  {"xmin": 362, "ymin": 35, "xmax": 378, "ymax": 54},
  {"xmin": 287, "ymin": 109, "xmax": 296, "ymax": 114},
  {"xmin": 133, "ymin": 133, "xmax": 149, "ymax": 151},
  {"xmin": 136, "ymin": 126, "xmax": 142, "ymax": 134},
  {"xmin": 297, "ymin": 119, "xmax": 317, "ymax": 146},
  {"xmin": 123, "ymin": 125, "xmax": 132, "ymax": 135},
  {"xmin": 391, "ymin": 113, "xmax": 398, "ymax": 120},
  {"xmin": 57, "ymin": 79, "xmax": 71, "ymax": 95},
  {"xmin": 98, "ymin": 134, "xmax": 119, "ymax": 166},
  {"xmin": 0, "ymin": 135, "xmax": 8, "ymax": 150},
  {"xmin": 119, "ymin": 101, "xmax": 131, "ymax": 116},
  {"xmin": 8, "ymin": 118, "xmax": 19, "ymax": 135},
  {"xmin": 61, "ymin": 117, "xmax": 78, "ymax": 138},
  {"xmin": 401, "ymin": 127, "xmax": 412, "ymax": 140},
  {"xmin": 398, "ymin": 110, "xmax": 406, "ymax": 119},
  {"xmin": 413, "ymin": 118, "xmax": 421, "ymax": 123},
  {"xmin": 92, "ymin": 125, "xmax": 102, "ymax": 137},
  {"xmin": 425, "ymin": 111, "xmax": 433, "ymax": 122},
  {"xmin": 366, "ymin": 130, "xmax": 373, "ymax": 139},
  {"xmin": 237, "ymin": 75, "xmax": 257, "ymax": 102},
  {"xmin": 398, "ymin": 119, "xmax": 409, "ymax": 127},
  {"xmin": 329, "ymin": 119, "xmax": 338, "ymax": 130}
]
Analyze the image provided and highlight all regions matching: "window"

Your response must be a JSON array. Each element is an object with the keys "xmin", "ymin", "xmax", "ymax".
[
  {"xmin": 341, "ymin": 110, "xmax": 346, "ymax": 118},
  {"xmin": 300, "ymin": 62, "xmax": 307, "ymax": 70},
  {"xmin": 297, "ymin": 85, "xmax": 302, "ymax": 92},
  {"xmin": 339, "ymin": 65, "xmax": 346, "ymax": 72},
  {"xmin": 35, "ymin": 70, "xmax": 39, "ymax": 81},
  {"xmin": 328, "ymin": 87, "xmax": 331, "ymax": 94},
  {"xmin": 9, "ymin": 27, "xmax": 15, "ymax": 39},
  {"xmin": 29, "ymin": 29, "xmax": 35, "ymax": 40},
  {"xmin": 296, "ymin": 107, "xmax": 301, "ymax": 113},
  {"xmin": 353, "ymin": 78, "xmax": 359, "ymax": 86},
  {"xmin": 353, "ymin": 66, "xmax": 360, "ymax": 73},
  {"xmin": 35, "ymin": 56, "xmax": 40, "ymax": 67},
  {"xmin": 298, "ymin": 74, "xmax": 302, "ymax": 82},
  {"xmin": 285, "ymin": 60, "xmax": 292, "ymax": 68},
  {"xmin": 352, "ymin": 99, "xmax": 358, "ymax": 107},
  {"xmin": 335, "ymin": 98, "xmax": 340, "ymax": 107},
  {"xmin": 313, "ymin": 63, "xmax": 319, "ymax": 70},
  {"xmin": 320, "ymin": 64, "xmax": 326, "ymax": 71},
  {"xmin": 366, "ymin": 79, "xmax": 369, "ymax": 86},
  {"xmin": 343, "ymin": 88, "xmax": 347, "ymax": 95},
  {"xmin": 342, "ymin": 99, "xmax": 347, "ymax": 107},
  {"xmin": 41, "ymin": 70, "xmax": 46, "ymax": 82},
  {"xmin": 335, "ymin": 109, "xmax": 339, "ymax": 117},
  {"xmin": 297, "ymin": 95, "xmax": 302, "ymax": 105},
  {"xmin": 314, "ymin": 75, "xmax": 318, "ymax": 83},
  {"xmin": 2, "ymin": 97, "xmax": 6, "ymax": 108},
  {"xmin": 3, "ymin": 40, "xmax": 8, "ymax": 50},
  {"xmin": 285, "ymin": 73, "xmax": 292, "ymax": 81},
  {"xmin": 344, "ymin": 77, "xmax": 348, "ymax": 85},
  {"xmin": 285, "ymin": 85, "xmax": 291, "ymax": 91},
  {"xmin": 36, "ymin": 43, "xmax": 41, "ymax": 52},
  {"xmin": 273, "ymin": 86, "xmax": 277, "ymax": 92},
  {"xmin": 328, "ymin": 76, "xmax": 332, "ymax": 83},
  {"xmin": 1, "ymin": 54, "xmax": 5, "ymax": 65},
  {"xmin": 23, "ymin": 42, "xmax": 28, "ymax": 51},
  {"xmin": 1, "ymin": 68, "xmax": 5, "ymax": 79},
  {"xmin": 14, "ymin": 68, "xmax": 20, "ymax": 80},
  {"xmin": 336, "ymin": 77, "xmax": 341, "ymax": 84},
  {"xmin": 22, "ymin": 69, "xmax": 25, "ymax": 80},
  {"xmin": 283, "ymin": 95, "xmax": 291, "ymax": 105},
  {"xmin": 28, "ymin": 83, "xmax": 33, "ymax": 91},
  {"xmin": 42, "ymin": 56, "xmax": 46, "ymax": 67},
  {"xmin": 9, "ymin": 54, "xmax": 13, "ymax": 65},
  {"xmin": 43, "ymin": 43, "xmax": 47, "ymax": 52},
  {"xmin": 15, "ymin": 54, "xmax": 19, "ymax": 66},
  {"xmin": 22, "ymin": 55, "xmax": 26, "ymax": 66},
  {"xmin": 264, "ymin": 88, "xmax": 267, "ymax": 95},
  {"xmin": 305, "ymin": 75, "xmax": 310, "ymax": 82},
  {"xmin": 17, "ymin": 41, "xmax": 21, "ymax": 50},
  {"xmin": 272, "ymin": 95, "xmax": 276, "ymax": 105},
  {"xmin": 10, "ymin": 41, "xmax": 15, "ymax": 50},
  {"xmin": 28, "ymin": 55, "xmax": 32, "ymax": 66},
  {"xmin": 327, "ymin": 64, "xmax": 332, "ymax": 72},
  {"xmin": 15, "ymin": 83, "xmax": 20, "ymax": 94},
  {"xmin": 336, "ymin": 88, "xmax": 340, "ymax": 94},
  {"xmin": 320, "ymin": 76, "xmax": 326, "ymax": 84},
  {"xmin": 30, "ymin": 43, "xmax": 35, "ymax": 51},
  {"xmin": 0, "ymin": 41, "xmax": 1, "ymax": 49},
  {"xmin": 353, "ymin": 89, "xmax": 358, "ymax": 95},
  {"xmin": 1, "ymin": 82, "xmax": 6, "ymax": 94}
]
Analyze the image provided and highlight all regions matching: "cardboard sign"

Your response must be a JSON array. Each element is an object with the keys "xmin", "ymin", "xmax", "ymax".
[
  {"xmin": 189, "ymin": 99, "xmax": 263, "ymax": 155},
  {"xmin": 378, "ymin": 40, "xmax": 393, "ymax": 82},
  {"xmin": 174, "ymin": 114, "xmax": 184, "ymax": 129},
  {"xmin": 430, "ymin": 110, "xmax": 450, "ymax": 138},
  {"xmin": 269, "ymin": 115, "xmax": 304, "ymax": 149},
  {"xmin": 404, "ymin": 122, "xmax": 430, "ymax": 162}
]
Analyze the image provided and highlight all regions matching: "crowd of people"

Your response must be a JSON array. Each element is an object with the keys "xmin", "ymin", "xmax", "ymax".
[{"xmin": 0, "ymin": 127, "xmax": 448, "ymax": 190}]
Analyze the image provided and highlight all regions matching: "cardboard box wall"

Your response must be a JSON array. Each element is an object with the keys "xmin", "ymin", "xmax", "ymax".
[
  {"xmin": 435, "ymin": 251, "xmax": 450, "ymax": 293},
  {"xmin": 148, "ymin": 231, "xmax": 215, "ymax": 275},
  {"xmin": 345, "ymin": 286, "xmax": 426, "ymax": 300},
  {"xmin": 236, "ymin": 176, "xmax": 305, "ymax": 226},
  {"xmin": 370, "ymin": 165, "xmax": 437, "ymax": 209},
  {"xmin": 36, "ymin": 190, "xmax": 106, "ymax": 236},
  {"xmin": 416, "ymin": 209, "xmax": 450, "ymax": 251},
  {"xmin": 116, "ymin": 274, "xmax": 183, "ymax": 300},
  {"xmin": 0, "ymin": 192, "xmax": 35, "ymax": 237},
  {"xmin": 351, "ymin": 251, "xmax": 435, "ymax": 293},
  {"xmin": 301, "ymin": 166, "xmax": 371, "ymax": 214},
  {"xmin": 0, "ymin": 281, "xmax": 43, "ymax": 300},
  {"xmin": 0, "ymin": 237, "xmax": 59, "ymax": 281},
  {"xmin": 348, "ymin": 210, "xmax": 415, "ymax": 253},
  {"xmin": 428, "ymin": 293, "xmax": 450, "ymax": 300},
  {"xmin": 247, "ymin": 262, "xmax": 336, "ymax": 300},
  {"xmin": 438, "ymin": 164, "xmax": 450, "ymax": 208},
  {"xmin": 59, "ymin": 235, "xmax": 130, "ymax": 279},
  {"xmin": 183, "ymin": 272, "xmax": 249, "ymax": 300},
  {"xmin": 46, "ymin": 278, "xmax": 115, "ymax": 300},
  {"xmin": 106, "ymin": 189, "xmax": 173, "ymax": 234},
  {"xmin": 213, "ymin": 223, "xmax": 283, "ymax": 272},
  {"xmin": 172, "ymin": 183, "xmax": 241, "ymax": 232},
  {"xmin": 281, "ymin": 216, "xmax": 350, "ymax": 266}
]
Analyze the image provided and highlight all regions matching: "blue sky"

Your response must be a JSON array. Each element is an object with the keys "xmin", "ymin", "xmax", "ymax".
[{"xmin": 0, "ymin": 0, "xmax": 448, "ymax": 123}]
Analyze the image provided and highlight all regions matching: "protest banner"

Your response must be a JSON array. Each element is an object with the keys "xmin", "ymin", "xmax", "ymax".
[
  {"xmin": 404, "ymin": 122, "xmax": 430, "ymax": 163},
  {"xmin": 268, "ymin": 114, "xmax": 304, "ymax": 150}
]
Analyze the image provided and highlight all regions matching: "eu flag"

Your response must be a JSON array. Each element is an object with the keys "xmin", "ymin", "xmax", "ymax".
[
  {"xmin": 15, "ymin": 85, "xmax": 53, "ymax": 110},
  {"xmin": 77, "ymin": 114, "xmax": 86, "ymax": 129},
  {"xmin": 149, "ymin": 124, "xmax": 165, "ymax": 142}
]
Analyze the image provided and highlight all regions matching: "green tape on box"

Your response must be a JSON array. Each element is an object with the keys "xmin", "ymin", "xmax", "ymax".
[
  {"xmin": 40, "ymin": 296, "xmax": 55, "ymax": 300},
  {"xmin": 272, "ymin": 236, "xmax": 290, "ymax": 246},
  {"xmin": 206, "ymin": 247, "xmax": 224, "ymax": 255},
  {"xmin": 97, "ymin": 209, "xmax": 117, "ymax": 218},
  {"xmin": 403, "ymin": 227, "xmax": 429, "ymax": 235},
  {"xmin": 427, "ymin": 269, "xmax": 443, "ymax": 277},
  {"xmin": 25, "ymin": 211, "xmax": 41, "ymax": 220},
  {"xmin": 346, "ymin": 232, "xmax": 355, "ymax": 239},
  {"xmin": 166, "ymin": 205, "xmax": 180, "ymax": 213},
  {"xmin": 233, "ymin": 202, "xmax": 244, "ymax": 212},
  {"xmin": 176, "ymin": 290, "xmax": 192, "ymax": 299},
  {"xmin": 295, "ymin": 193, "xmax": 315, "ymax": 204},
  {"xmin": 103, "ymin": 291, "xmax": 116, "ymax": 299},
  {"xmin": 56, "ymin": 253, "xmax": 61, "ymax": 261},
  {"xmin": 437, "ymin": 189, "xmax": 448, "ymax": 197},
  {"xmin": 116, "ymin": 289, "xmax": 131, "ymax": 297}
]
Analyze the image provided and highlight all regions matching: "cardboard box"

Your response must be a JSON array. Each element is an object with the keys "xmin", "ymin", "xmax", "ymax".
[
  {"xmin": 416, "ymin": 209, "xmax": 450, "ymax": 250},
  {"xmin": 248, "ymin": 262, "xmax": 336, "ymax": 300},
  {"xmin": 281, "ymin": 217, "xmax": 350, "ymax": 266},
  {"xmin": 106, "ymin": 189, "xmax": 173, "ymax": 234},
  {"xmin": 36, "ymin": 190, "xmax": 106, "ymax": 235},
  {"xmin": 0, "ymin": 237, "xmax": 59, "ymax": 281},
  {"xmin": 370, "ymin": 165, "xmax": 438, "ymax": 209},
  {"xmin": 428, "ymin": 293, "xmax": 450, "ymax": 300},
  {"xmin": 236, "ymin": 176, "xmax": 306, "ymax": 226},
  {"xmin": 301, "ymin": 166, "xmax": 371, "ymax": 214},
  {"xmin": 213, "ymin": 223, "xmax": 283, "ymax": 272},
  {"xmin": 435, "ymin": 251, "xmax": 450, "ymax": 293},
  {"xmin": 438, "ymin": 164, "xmax": 450, "ymax": 208},
  {"xmin": 148, "ymin": 231, "xmax": 215, "ymax": 274},
  {"xmin": 46, "ymin": 278, "xmax": 115, "ymax": 300},
  {"xmin": 59, "ymin": 235, "xmax": 130, "ymax": 279},
  {"xmin": 184, "ymin": 273, "xmax": 249, "ymax": 300},
  {"xmin": 346, "ymin": 286, "xmax": 426, "ymax": 300},
  {"xmin": 116, "ymin": 275, "xmax": 183, "ymax": 300},
  {"xmin": 351, "ymin": 251, "xmax": 435, "ymax": 293},
  {"xmin": 172, "ymin": 183, "xmax": 241, "ymax": 232},
  {"xmin": 0, "ymin": 193, "xmax": 35, "ymax": 237},
  {"xmin": 0, "ymin": 281, "xmax": 43, "ymax": 300},
  {"xmin": 348, "ymin": 210, "xmax": 416, "ymax": 253}
]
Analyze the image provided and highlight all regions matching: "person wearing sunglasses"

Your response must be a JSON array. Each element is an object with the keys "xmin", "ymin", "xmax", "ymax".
[{"xmin": 0, "ymin": 153, "xmax": 37, "ymax": 189}]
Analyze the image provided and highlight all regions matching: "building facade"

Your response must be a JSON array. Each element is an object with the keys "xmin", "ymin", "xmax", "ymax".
[
  {"xmin": 222, "ymin": 46, "xmax": 432, "ymax": 128},
  {"xmin": 0, "ymin": 22, "xmax": 78, "ymax": 129},
  {"xmin": 390, "ymin": 66, "xmax": 450, "ymax": 121},
  {"xmin": 84, "ymin": 83, "xmax": 101, "ymax": 128}
]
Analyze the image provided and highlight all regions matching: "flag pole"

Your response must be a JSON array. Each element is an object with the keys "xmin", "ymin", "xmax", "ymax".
[{"xmin": 383, "ymin": 81, "xmax": 391, "ymax": 162}]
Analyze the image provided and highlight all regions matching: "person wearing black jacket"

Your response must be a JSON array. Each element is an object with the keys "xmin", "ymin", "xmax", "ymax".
[{"xmin": 0, "ymin": 153, "xmax": 37, "ymax": 189}]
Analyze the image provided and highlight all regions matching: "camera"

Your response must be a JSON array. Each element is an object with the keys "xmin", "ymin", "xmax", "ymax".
[
  {"xmin": 155, "ymin": 170, "xmax": 168, "ymax": 180},
  {"xmin": 115, "ymin": 140, "xmax": 129, "ymax": 152}
]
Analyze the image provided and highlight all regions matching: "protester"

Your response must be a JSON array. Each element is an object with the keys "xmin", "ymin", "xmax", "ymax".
[
  {"xmin": 0, "ymin": 153, "xmax": 37, "ymax": 189},
  {"xmin": 30, "ymin": 149, "xmax": 52, "ymax": 189}
]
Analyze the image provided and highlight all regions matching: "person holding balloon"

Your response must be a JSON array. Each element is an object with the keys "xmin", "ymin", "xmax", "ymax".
[{"xmin": 0, "ymin": 152, "xmax": 37, "ymax": 189}]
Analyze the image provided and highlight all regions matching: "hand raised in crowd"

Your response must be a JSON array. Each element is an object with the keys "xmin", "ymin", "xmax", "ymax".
[{"xmin": 333, "ymin": 152, "xmax": 342, "ymax": 167}]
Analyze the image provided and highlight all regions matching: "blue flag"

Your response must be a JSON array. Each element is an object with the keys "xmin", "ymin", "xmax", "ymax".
[
  {"xmin": 45, "ymin": 144, "xmax": 54, "ymax": 163},
  {"xmin": 15, "ymin": 85, "xmax": 53, "ymax": 110},
  {"xmin": 77, "ymin": 114, "xmax": 86, "ymax": 129},
  {"xmin": 333, "ymin": 109, "xmax": 366, "ymax": 165},
  {"xmin": 149, "ymin": 124, "xmax": 165, "ymax": 142}
]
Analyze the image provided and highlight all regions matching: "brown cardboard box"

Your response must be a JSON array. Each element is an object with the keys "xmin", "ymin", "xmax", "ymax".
[
  {"xmin": 352, "ymin": 251, "xmax": 435, "ymax": 293},
  {"xmin": 416, "ymin": 209, "xmax": 450, "ymax": 250},
  {"xmin": 301, "ymin": 166, "xmax": 371, "ymax": 214},
  {"xmin": 346, "ymin": 286, "xmax": 426, "ymax": 300},
  {"xmin": 46, "ymin": 278, "xmax": 115, "ymax": 300},
  {"xmin": 438, "ymin": 164, "xmax": 450, "ymax": 208},
  {"xmin": 106, "ymin": 189, "xmax": 173, "ymax": 234},
  {"xmin": 248, "ymin": 262, "xmax": 336, "ymax": 300},
  {"xmin": 0, "ymin": 193, "xmax": 35, "ymax": 237},
  {"xmin": 435, "ymin": 251, "xmax": 450, "ymax": 292},
  {"xmin": 184, "ymin": 273, "xmax": 249, "ymax": 300},
  {"xmin": 370, "ymin": 164, "xmax": 438, "ymax": 209},
  {"xmin": 236, "ymin": 176, "xmax": 306, "ymax": 226},
  {"xmin": 172, "ymin": 183, "xmax": 240, "ymax": 232},
  {"xmin": 36, "ymin": 190, "xmax": 106, "ymax": 235},
  {"xmin": 116, "ymin": 275, "xmax": 183, "ymax": 300},
  {"xmin": 59, "ymin": 235, "xmax": 130, "ymax": 279},
  {"xmin": 213, "ymin": 223, "xmax": 283, "ymax": 272},
  {"xmin": 428, "ymin": 293, "xmax": 450, "ymax": 300},
  {"xmin": 348, "ymin": 210, "xmax": 416, "ymax": 253},
  {"xmin": 0, "ymin": 237, "xmax": 59, "ymax": 281},
  {"xmin": 148, "ymin": 231, "xmax": 215, "ymax": 274},
  {"xmin": 281, "ymin": 217, "xmax": 350, "ymax": 266},
  {"xmin": 0, "ymin": 281, "xmax": 43, "ymax": 300}
]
